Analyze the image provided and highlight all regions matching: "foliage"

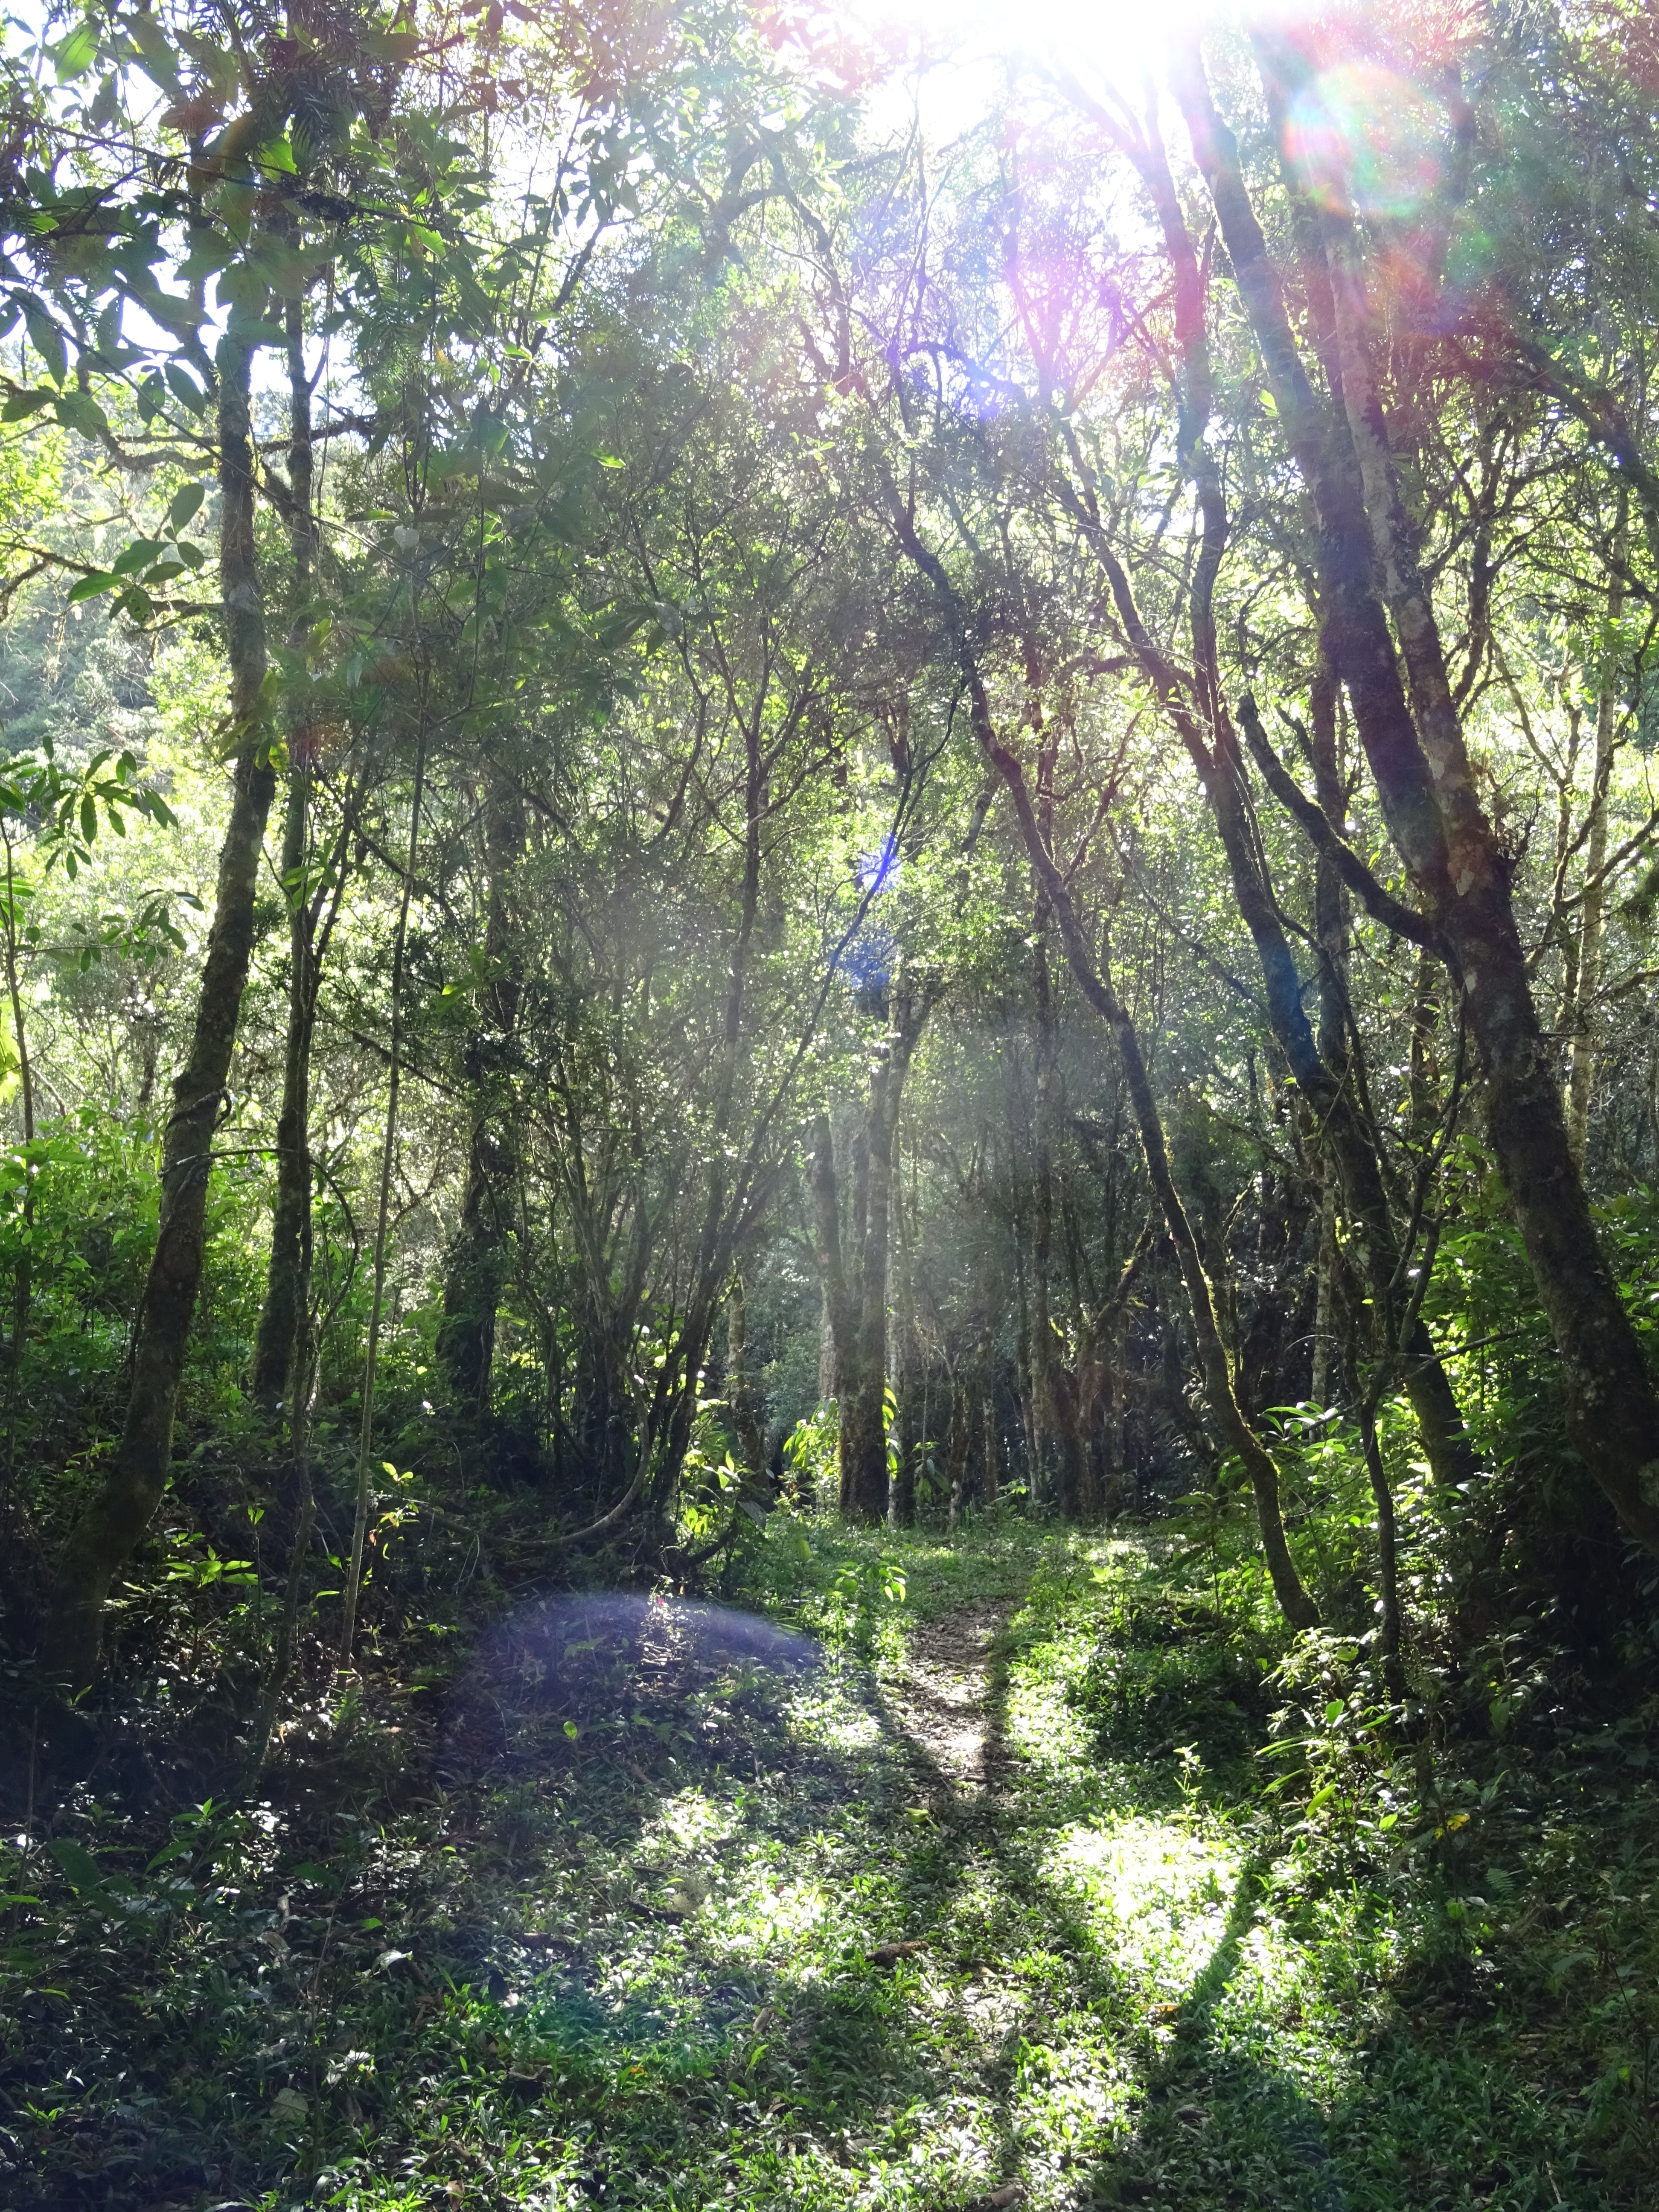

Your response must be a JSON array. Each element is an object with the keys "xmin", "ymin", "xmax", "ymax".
[
  {"xmin": 2, "ymin": 1526, "xmax": 1654, "ymax": 2209},
  {"xmin": 0, "ymin": 1, "xmax": 1654, "ymax": 2204}
]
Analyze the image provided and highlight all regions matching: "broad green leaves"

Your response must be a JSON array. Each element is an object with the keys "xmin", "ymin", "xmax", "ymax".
[{"xmin": 0, "ymin": 746, "xmax": 178, "ymax": 888}]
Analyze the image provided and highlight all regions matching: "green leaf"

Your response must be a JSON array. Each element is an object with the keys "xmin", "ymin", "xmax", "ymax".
[
  {"xmin": 0, "ymin": 390, "xmax": 52, "ymax": 422},
  {"xmin": 48, "ymin": 1838, "xmax": 106, "ymax": 1897},
  {"xmin": 126, "ymin": 14, "xmax": 186, "ymax": 95},
  {"xmin": 51, "ymin": 21, "xmax": 99, "ymax": 81},
  {"xmin": 16, "ymin": 295, "xmax": 67, "ymax": 385},
  {"xmin": 163, "ymin": 363, "xmax": 207, "ymax": 414},
  {"xmin": 53, "ymin": 388, "xmax": 111, "ymax": 440},
  {"xmin": 167, "ymin": 482, "xmax": 206, "ymax": 532},
  {"xmin": 112, "ymin": 539, "xmax": 162, "ymax": 578},
  {"xmin": 362, "ymin": 29, "xmax": 422, "ymax": 64},
  {"xmin": 67, "ymin": 572, "xmax": 119, "ymax": 602},
  {"xmin": 216, "ymin": 258, "xmax": 271, "ymax": 316},
  {"xmin": 81, "ymin": 794, "xmax": 97, "ymax": 844}
]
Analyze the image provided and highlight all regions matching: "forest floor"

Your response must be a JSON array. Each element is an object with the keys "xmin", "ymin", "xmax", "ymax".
[{"xmin": 3, "ymin": 1519, "xmax": 1656, "ymax": 2212}]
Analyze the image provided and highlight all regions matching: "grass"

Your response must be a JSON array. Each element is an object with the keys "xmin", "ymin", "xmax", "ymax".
[{"xmin": 1, "ymin": 1512, "xmax": 1655, "ymax": 2210}]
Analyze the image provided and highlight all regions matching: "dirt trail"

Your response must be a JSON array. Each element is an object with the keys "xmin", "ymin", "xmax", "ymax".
[{"xmin": 890, "ymin": 1599, "xmax": 1015, "ymax": 1814}]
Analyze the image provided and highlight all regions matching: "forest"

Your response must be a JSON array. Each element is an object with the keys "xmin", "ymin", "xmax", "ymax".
[{"xmin": 0, "ymin": 0, "xmax": 1656, "ymax": 2206}]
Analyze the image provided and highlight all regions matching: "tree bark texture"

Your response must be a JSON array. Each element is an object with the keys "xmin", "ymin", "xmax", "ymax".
[{"xmin": 44, "ymin": 321, "xmax": 276, "ymax": 1686}]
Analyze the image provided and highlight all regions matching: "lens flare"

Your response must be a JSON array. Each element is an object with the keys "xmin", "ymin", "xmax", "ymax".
[
  {"xmin": 1283, "ymin": 62, "xmax": 1447, "ymax": 218},
  {"xmin": 442, "ymin": 1592, "xmax": 821, "ymax": 1780}
]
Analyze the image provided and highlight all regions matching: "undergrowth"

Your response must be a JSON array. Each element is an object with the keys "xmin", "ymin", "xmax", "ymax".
[{"xmin": 0, "ymin": 1514, "xmax": 1654, "ymax": 2211}]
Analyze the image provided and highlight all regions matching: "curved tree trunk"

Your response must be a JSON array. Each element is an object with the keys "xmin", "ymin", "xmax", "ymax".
[
  {"xmin": 1057, "ymin": 95, "xmax": 1476, "ymax": 1491},
  {"xmin": 1176, "ymin": 38, "xmax": 1659, "ymax": 1553}
]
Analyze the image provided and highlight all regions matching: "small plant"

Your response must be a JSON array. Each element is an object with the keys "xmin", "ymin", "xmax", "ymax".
[{"xmin": 782, "ymin": 1399, "xmax": 839, "ymax": 1508}]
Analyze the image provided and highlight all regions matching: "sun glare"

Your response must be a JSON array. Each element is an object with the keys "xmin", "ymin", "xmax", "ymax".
[{"xmin": 825, "ymin": 0, "xmax": 1212, "ymax": 139}]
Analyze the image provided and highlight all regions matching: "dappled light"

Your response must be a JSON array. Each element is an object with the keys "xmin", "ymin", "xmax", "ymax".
[{"xmin": 0, "ymin": 0, "xmax": 1656, "ymax": 2206}]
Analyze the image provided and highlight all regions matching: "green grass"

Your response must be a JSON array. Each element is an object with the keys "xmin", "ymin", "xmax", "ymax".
[{"xmin": 1, "ymin": 1515, "xmax": 1653, "ymax": 2210}]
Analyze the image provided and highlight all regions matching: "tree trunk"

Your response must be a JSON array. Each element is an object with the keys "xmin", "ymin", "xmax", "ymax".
[
  {"xmin": 43, "ymin": 320, "xmax": 276, "ymax": 1687},
  {"xmin": 1310, "ymin": 1159, "xmax": 1338, "ymax": 1408},
  {"xmin": 252, "ymin": 294, "xmax": 322, "ymax": 1411},
  {"xmin": 640, "ymin": 694, "xmax": 771, "ymax": 1524},
  {"xmin": 1566, "ymin": 495, "xmax": 1626, "ymax": 1163},
  {"xmin": 340, "ymin": 721, "xmax": 428, "ymax": 1666},
  {"xmin": 1309, "ymin": 661, "xmax": 1349, "ymax": 1069},
  {"xmin": 891, "ymin": 492, "xmax": 1319, "ymax": 1625},
  {"xmin": 1103, "ymin": 1324, "xmax": 1127, "ymax": 1513},
  {"xmin": 840, "ymin": 991, "xmax": 930, "ymax": 1521},
  {"xmin": 1177, "ymin": 39, "xmax": 1659, "ymax": 1552},
  {"xmin": 946, "ymin": 1371, "xmax": 972, "ymax": 1531},
  {"xmin": 2, "ymin": 822, "xmax": 37, "ymax": 1383},
  {"xmin": 817, "ymin": 1283, "xmax": 837, "ymax": 1403},
  {"xmin": 436, "ymin": 1122, "xmax": 507, "ymax": 1422},
  {"xmin": 1032, "ymin": 920, "xmax": 1094, "ymax": 1519},
  {"xmin": 1011, "ymin": 1209, "xmax": 1040, "ymax": 1499},
  {"xmin": 887, "ymin": 1134, "xmax": 917, "ymax": 1527},
  {"xmin": 1060, "ymin": 99, "xmax": 1476, "ymax": 1492},
  {"xmin": 437, "ymin": 777, "xmax": 526, "ymax": 1417},
  {"xmin": 250, "ymin": 769, "xmax": 316, "ymax": 1410},
  {"xmin": 810, "ymin": 1110, "xmax": 856, "ymax": 1403}
]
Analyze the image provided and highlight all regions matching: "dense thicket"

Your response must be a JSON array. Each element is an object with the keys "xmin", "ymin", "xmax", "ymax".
[{"xmin": 0, "ymin": 0, "xmax": 1652, "ymax": 1762}]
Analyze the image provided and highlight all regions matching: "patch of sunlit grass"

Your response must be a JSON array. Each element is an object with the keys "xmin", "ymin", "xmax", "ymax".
[{"xmin": 1050, "ymin": 1814, "xmax": 1240, "ymax": 1996}]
